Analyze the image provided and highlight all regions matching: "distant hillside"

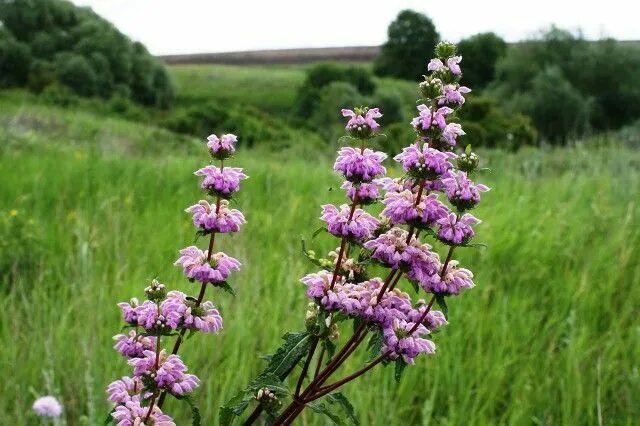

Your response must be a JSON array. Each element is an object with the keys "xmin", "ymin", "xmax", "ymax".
[
  {"xmin": 159, "ymin": 40, "xmax": 640, "ymax": 66},
  {"xmin": 159, "ymin": 46, "xmax": 380, "ymax": 65}
]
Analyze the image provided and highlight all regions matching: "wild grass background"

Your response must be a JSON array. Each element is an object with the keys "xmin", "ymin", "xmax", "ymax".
[{"xmin": 0, "ymin": 98, "xmax": 638, "ymax": 425}]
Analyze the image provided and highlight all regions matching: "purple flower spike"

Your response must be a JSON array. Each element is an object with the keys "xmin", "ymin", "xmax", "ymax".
[
  {"xmin": 381, "ymin": 190, "xmax": 419, "ymax": 225},
  {"xmin": 107, "ymin": 377, "xmax": 143, "ymax": 404},
  {"xmin": 186, "ymin": 199, "xmax": 246, "ymax": 233},
  {"xmin": 320, "ymin": 204, "xmax": 379, "ymax": 242},
  {"xmin": 341, "ymin": 107, "xmax": 383, "ymax": 137},
  {"xmin": 195, "ymin": 166, "xmax": 248, "ymax": 196},
  {"xmin": 441, "ymin": 123, "xmax": 465, "ymax": 147},
  {"xmin": 112, "ymin": 396, "xmax": 175, "ymax": 426},
  {"xmin": 411, "ymin": 105, "xmax": 454, "ymax": 133},
  {"xmin": 382, "ymin": 319, "xmax": 436, "ymax": 364},
  {"xmin": 364, "ymin": 228, "xmax": 413, "ymax": 268},
  {"xmin": 113, "ymin": 330, "xmax": 157, "ymax": 358},
  {"xmin": 439, "ymin": 84, "xmax": 471, "ymax": 106},
  {"xmin": 185, "ymin": 300, "xmax": 224, "ymax": 333},
  {"xmin": 341, "ymin": 181, "xmax": 380, "ymax": 204},
  {"xmin": 436, "ymin": 213, "xmax": 481, "ymax": 245},
  {"xmin": 394, "ymin": 143, "xmax": 457, "ymax": 179},
  {"xmin": 447, "ymin": 56, "xmax": 463, "ymax": 75},
  {"xmin": 334, "ymin": 147, "xmax": 387, "ymax": 183},
  {"xmin": 207, "ymin": 133, "xmax": 237, "ymax": 159},
  {"xmin": 174, "ymin": 246, "xmax": 241, "ymax": 284},
  {"xmin": 441, "ymin": 171, "xmax": 490, "ymax": 210}
]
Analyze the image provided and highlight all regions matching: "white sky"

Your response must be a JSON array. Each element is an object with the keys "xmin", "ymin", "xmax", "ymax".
[{"xmin": 71, "ymin": 0, "xmax": 639, "ymax": 55}]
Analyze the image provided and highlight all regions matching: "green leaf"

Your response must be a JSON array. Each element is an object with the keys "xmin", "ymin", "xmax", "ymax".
[
  {"xmin": 352, "ymin": 317, "xmax": 363, "ymax": 334},
  {"xmin": 312, "ymin": 226, "xmax": 326, "ymax": 238},
  {"xmin": 322, "ymin": 339, "xmax": 336, "ymax": 363},
  {"xmin": 175, "ymin": 394, "xmax": 201, "ymax": 426},
  {"xmin": 219, "ymin": 373, "xmax": 288, "ymax": 426},
  {"xmin": 435, "ymin": 294, "xmax": 449, "ymax": 319},
  {"xmin": 265, "ymin": 332, "xmax": 312, "ymax": 379},
  {"xmin": 308, "ymin": 400, "xmax": 344, "ymax": 425},
  {"xmin": 103, "ymin": 408, "xmax": 115, "ymax": 425},
  {"xmin": 365, "ymin": 329, "xmax": 384, "ymax": 362},
  {"xmin": 216, "ymin": 281, "xmax": 236, "ymax": 296},
  {"xmin": 394, "ymin": 359, "xmax": 408, "ymax": 383},
  {"xmin": 326, "ymin": 393, "xmax": 359, "ymax": 425},
  {"xmin": 308, "ymin": 392, "xmax": 360, "ymax": 425}
]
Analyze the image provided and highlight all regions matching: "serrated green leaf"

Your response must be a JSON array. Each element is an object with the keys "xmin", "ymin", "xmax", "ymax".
[
  {"xmin": 309, "ymin": 392, "xmax": 360, "ymax": 425},
  {"xmin": 394, "ymin": 359, "xmax": 408, "ymax": 383},
  {"xmin": 104, "ymin": 408, "xmax": 115, "ymax": 425},
  {"xmin": 215, "ymin": 281, "xmax": 236, "ymax": 296},
  {"xmin": 265, "ymin": 332, "xmax": 311, "ymax": 379},
  {"xmin": 326, "ymin": 393, "xmax": 359, "ymax": 425},
  {"xmin": 435, "ymin": 294, "xmax": 449, "ymax": 319},
  {"xmin": 308, "ymin": 400, "xmax": 344, "ymax": 425},
  {"xmin": 175, "ymin": 394, "xmax": 202, "ymax": 426},
  {"xmin": 365, "ymin": 329, "xmax": 384, "ymax": 362},
  {"xmin": 352, "ymin": 317, "xmax": 363, "ymax": 334}
]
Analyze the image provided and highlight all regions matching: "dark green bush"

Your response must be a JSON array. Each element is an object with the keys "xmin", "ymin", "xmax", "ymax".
[
  {"xmin": 458, "ymin": 32, "xmax": 507, "ymax": 90},
  {"xmin": 492, "ymin": 27, "xmax": 640, "ymax": 142},
  {"xmin": 295, "ymin": 63, "xmax": 376, "ymax": 119},
  {"xmin": 0, "ymin": 36, "xmax": 32, "ymax": 87},
  {"xmin": 374, "ymin": 10, "xmax": 440, "ymax": 81},
  {"xmin": 458, "ymin": 95, "xmax": 537, "ymax": 149},
  {"xmin": 0, "ymin": 0, "xmax": 174, "ymax": 107}
]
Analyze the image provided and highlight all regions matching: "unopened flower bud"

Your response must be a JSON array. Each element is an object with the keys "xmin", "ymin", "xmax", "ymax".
[
  {"xmin": 419, "ymin": 78, "xmax": 443, "ymax": 100},
  {"xmin": 435, "ymin": 41, "xmax": 457, "ymax": 59},
  {"xmin": 457, "ymin": 146, "xmax": 480, "ymax": 173},
  {"xmin": 256, "ymin": 387, "xmax": 281, "ymax": 413},
  {"xmin": 328, "ymin": 323, "xmax": 339, "ymax": 342},
  {"xmin": 305, "ymin": 303, "xmax": 319, "ymax": 331},
  {"xmin": 145, "ymin": 279, "xmax": 167, "ymax": 302}
]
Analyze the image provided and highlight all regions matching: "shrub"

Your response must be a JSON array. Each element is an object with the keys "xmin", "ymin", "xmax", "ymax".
[
  {"xmin": 296, "ymin": 63, "xmax": 376, "ymax": 119},
  {"xmin": 0, "ymin": 36, "xmax": 32, "ymax": 87},
  {"xmin": 458, "ymin": 32, "xmax": 507, "ymax": 90},
  {"xmin": 374, "ymin": 10, "xmax": 440, "ymax": 80},
  {"xmin": 0, "ymin": 0, "xmax": 174, "ymax": 106},
  {"xmin": 310, "ymin": 82, "xmax": 366, "ymax": 140},
  {"xmin": 491, "ymin": 27, "xmax": 640, "ymax": 141}
]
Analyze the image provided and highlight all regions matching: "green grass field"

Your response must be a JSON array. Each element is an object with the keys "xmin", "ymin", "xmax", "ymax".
[{"xmin": 1, "ymin": 75, "xmax": 639, "ymax": 425}]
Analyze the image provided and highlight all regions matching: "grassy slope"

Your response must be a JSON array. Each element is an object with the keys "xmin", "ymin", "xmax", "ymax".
[
  {"xmin": 170, "ymin": 63, "xmax": 417, "ymax": 116},
  {"xmin": 0, "ymin": 99, "xmax": 639, "ymax": 425}
]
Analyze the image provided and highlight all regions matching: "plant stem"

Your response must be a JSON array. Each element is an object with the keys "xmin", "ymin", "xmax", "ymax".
[
  {"xmin": 313, "ymin": 344, "xmax": 326, "ymax": 379},
  {"xmin": 295, "ymin": 337, "xmax": 319, "ymax": 397},
  {"xmin": 305, "ymin": 351, "xmax": 390, "ymax": 403}
]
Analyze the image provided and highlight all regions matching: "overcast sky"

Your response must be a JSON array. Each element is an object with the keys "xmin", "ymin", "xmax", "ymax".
[{"xmin": 72, "ymin": 0, "xmax": 639, "ymax": 55}]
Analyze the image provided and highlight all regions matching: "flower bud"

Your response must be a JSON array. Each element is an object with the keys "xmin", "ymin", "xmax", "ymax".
[
  {"xmin": 457, "ymin": 146, "xmax": 479, "ymax": 173},
  {"xmin": 305, "ymin": 303, "xmax": 319, "ymax": 331},
  {"xmin": 419, "ymin": 78, "xmax": 443, "ymax": 100},
  {"xmin": 145, "ymin": 279, "xmax": 167, "ymax": 302},
  {"xmin": 256, "ymin": 387, "xmax": 281, "ymax": 413},
  {"xmin": 435, "ymin": 41, "xmax": 457, "ymax": 59},
  {"xmin": 328, "ymin": 323, "xmax": 339, "ymax": 342}
]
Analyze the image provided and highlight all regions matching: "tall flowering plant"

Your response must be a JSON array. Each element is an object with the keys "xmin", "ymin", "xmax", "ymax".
[
  {"xmin": 106, "ymin": 134, "xmax": 247, "ymax": 425},
  {"xmin": 220, "ymin": 41, "xmax": 489, "ymax": 425}
]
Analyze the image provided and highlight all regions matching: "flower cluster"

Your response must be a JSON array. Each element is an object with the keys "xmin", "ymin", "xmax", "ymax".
[
  {"xmin": 299, "ymin": 42, "xmax": 490, "ymax": 377},
  {"xmin": 107, "ymin": 133, "xmax": 247, "ymax": 424}
]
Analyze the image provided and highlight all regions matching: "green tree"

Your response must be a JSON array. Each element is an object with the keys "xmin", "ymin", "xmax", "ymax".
[
  {"xmin": 0, "ymin": 0, "xmax": 173, "ymax": 106},
  {"xmin": 515, "ymin": 66, "xmax": 591, "ymax": 143},
  {"xmin": 458, "ymin": 32, "xmax": 507, "ymax": 90},
  {"xmin": 374, "ymin": 10, "xmax": 440, "ymax": 81},
  {"xmin": 0, "ymin": 36, "xmax": 32, "ymax": 87}
]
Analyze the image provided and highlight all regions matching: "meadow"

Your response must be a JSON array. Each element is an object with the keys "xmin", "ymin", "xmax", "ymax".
[{"xmin": 1, "ymin": 67, "xmax": 639, "ymax": 425}]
